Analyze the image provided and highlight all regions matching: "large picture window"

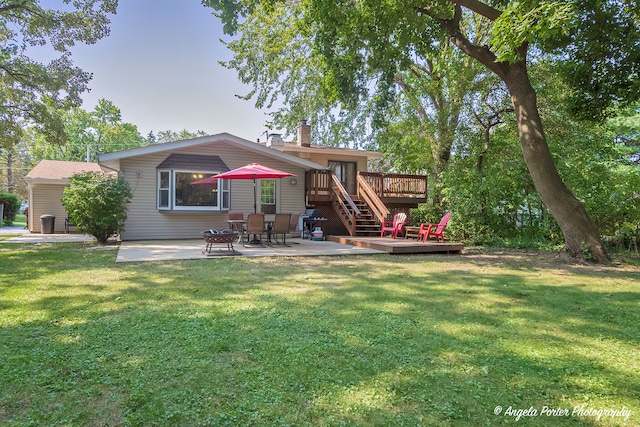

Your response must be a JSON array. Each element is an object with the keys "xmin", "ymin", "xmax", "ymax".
[{"xmin": 157, "ymin": 170, "xmax": 230, "ymax": 211}]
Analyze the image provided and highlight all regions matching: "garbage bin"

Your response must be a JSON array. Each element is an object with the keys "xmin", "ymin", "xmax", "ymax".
[{"xmin": 40, "ymin": 214, "xmax": 55, "ymax": 234}]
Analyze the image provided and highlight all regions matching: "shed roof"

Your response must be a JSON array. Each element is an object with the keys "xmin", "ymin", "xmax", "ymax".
[{"xmin": 25, "ymin": 160, "xmax": 104, "ymax": 184}]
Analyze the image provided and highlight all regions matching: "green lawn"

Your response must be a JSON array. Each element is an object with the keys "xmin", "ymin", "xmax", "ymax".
[
  {"xmin": 3, "ymin": 214, "xmax": 25, "ymax": 228},
  {"xmin": 0, "ymin": 242, "xmax": 638, "ymax": 426},
  {"xmin": 13, "ymin": 214, "xmax": 26, "ymax": 228}
]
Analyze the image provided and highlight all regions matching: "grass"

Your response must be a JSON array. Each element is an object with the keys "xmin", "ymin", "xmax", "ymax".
[
  {"xmin": 13, "ymin": 214, "xmax": 26, "ymax": 228},
  {"xmin": 2, "ymin": 214, "xmax": 26, "ymax": 228},
  {"xmin": 0, "ymin": 242, "xmax": 638, "ymax": 426}
]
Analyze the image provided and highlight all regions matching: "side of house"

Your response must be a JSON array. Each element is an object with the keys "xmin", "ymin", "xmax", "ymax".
[
  {"xmin": 98, "ymin": 133, "xmax": 325, "ymax": 241},
  {"xmin": 265, "ymin": 121, "xmax": 427, "ymax": 236}
]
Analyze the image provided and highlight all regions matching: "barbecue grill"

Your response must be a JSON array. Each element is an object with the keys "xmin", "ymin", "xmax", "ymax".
[{"xmin": 301, "ymin": 208, "xmax": 327, "ymax": 239}]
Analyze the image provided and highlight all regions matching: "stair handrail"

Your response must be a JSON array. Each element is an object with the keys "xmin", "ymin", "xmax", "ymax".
[
  {"xmin": 330, "ymin": 174, "xmax": 360, "ymax": 235},
  {"xmin": 357, "ymin": 174, "xmax": 390, "ymax": 223}
]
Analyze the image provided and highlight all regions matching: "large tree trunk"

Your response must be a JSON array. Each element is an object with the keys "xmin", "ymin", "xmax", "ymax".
[
  {"xmin": 443, "ymin": 9, "xmax": 610, "ymax": 263},
  {"xmin": 502, "ymin": 61, "xmax": 610, "ymax": 263},
  {"xmin": 425, "ymin": 5, "xmax": 614, "ymax": 262}
]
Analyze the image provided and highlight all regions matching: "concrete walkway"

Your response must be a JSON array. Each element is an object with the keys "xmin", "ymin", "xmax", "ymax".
[
  {"xmin": 0, "ymin": 227, "xmax": 95, "ymax": 243},
  {"xmin": 0, "ymin": 226, "xmax": 29, "ymax": 236}
]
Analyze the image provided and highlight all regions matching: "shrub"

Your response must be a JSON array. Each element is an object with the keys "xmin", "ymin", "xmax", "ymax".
[
  {"xmin": 0, "ymin": 193, "xmax": 20, "ymax": 226},
  {"xmin": 62, "ymin": 172, "xmax": 133, "ymax": 244}
]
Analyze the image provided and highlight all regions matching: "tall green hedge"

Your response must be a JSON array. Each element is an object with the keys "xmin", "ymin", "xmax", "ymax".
[{"xmin": 0, "ymin": 193, "xmax": 20, "ymax": 226}]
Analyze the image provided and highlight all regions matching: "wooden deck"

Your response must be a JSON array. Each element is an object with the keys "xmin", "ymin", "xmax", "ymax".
[{"xmin": 326, "ymin": 235, "xmax": 464, "ymax": 254}]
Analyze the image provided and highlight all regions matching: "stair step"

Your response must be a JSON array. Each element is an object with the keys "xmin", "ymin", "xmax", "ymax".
[{"xmin": 332, "ymin": 191, "xmax": 388, "ymax": 237}]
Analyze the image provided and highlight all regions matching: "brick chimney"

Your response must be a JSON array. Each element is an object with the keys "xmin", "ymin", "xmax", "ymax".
[{"xmin": 297, "ymin": 119, "xmax": 311, "ymax": 147}]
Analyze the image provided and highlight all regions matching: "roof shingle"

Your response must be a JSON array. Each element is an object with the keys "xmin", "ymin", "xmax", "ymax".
[{"xmin": 25, "ymin": 160, "xmax": 104, "ymax": 181}]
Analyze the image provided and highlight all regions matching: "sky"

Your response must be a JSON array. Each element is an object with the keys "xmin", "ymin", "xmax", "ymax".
[{"xmin": 55, "ymin": 0, "xmax": 276, "ymax": 141}]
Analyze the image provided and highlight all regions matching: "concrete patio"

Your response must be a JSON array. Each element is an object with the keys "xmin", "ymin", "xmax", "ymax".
[
  {"xmin": 115, "ymin": 238, "xmax": 385, "ymax": 262},
  {"xmin": 1, "ymin": 229, "xmax": 385, "ymax": 262},
  {"xmin": 2, "ymin": 228, "xmax": 462, "ymax": 262}
]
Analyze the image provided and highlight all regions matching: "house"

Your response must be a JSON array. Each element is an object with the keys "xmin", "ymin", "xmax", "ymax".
[
  {"xmin": 97, "ymin": 131, "xmax": 326, "ymax": 240},
  {"xmin": 24, "ymin": 160, "xmax": 104, "ymax": 233},
  {"xmin": 25, "ymin": 122, "xmax": 427, "ymax": 239}
]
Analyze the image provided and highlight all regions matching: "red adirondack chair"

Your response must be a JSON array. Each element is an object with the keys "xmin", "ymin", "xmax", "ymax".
[
  {"xmin": 380, "ymin": 212, "xmax": 407, "ymax": 239},
  {"xmin": 417, "ymin": 213, "xmax": 451, "ymax": 243}
]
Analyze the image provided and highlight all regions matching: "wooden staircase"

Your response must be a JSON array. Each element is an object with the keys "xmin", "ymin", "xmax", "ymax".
[
  {"xmin": 329, "ymin": 174, "xmax": 390, "ymax": 236},
  {"xmin": 333, "ymin": 196, "xmax": 380, "ymax": 236}
]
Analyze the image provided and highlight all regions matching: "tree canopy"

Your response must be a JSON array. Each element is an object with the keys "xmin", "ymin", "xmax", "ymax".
[
  {"xmin": 0, "ymin": 0, "xmax": 118, "ymax": 148},
  {"xmin": 206, "ymin": 0, "xmax": 639, "ymax": 134}
]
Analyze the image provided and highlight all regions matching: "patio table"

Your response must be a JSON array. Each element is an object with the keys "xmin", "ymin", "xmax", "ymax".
[{"xmin": 404, "ymin": 226, "xmax": 420, "ymax": 240}]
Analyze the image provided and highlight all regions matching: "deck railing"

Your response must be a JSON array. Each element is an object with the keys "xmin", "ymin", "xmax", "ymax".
[
  {"xmin": 358, "ymin": 172, "xmax": 427, "ymax": 198},
  {"xmin": 305, "ymin": 170, "xmax": 427, "ymax": 203}
]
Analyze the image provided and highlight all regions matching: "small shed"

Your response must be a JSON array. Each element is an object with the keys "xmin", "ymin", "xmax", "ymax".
[{"xmin": 24, "ymin": 160, "xmax": 104, "ymax": 233}]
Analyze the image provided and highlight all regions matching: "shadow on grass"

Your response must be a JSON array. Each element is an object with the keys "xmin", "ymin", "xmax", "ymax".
[{"xmin": 0, "ymin": 245, "xmax": 638, "ymax": 426}]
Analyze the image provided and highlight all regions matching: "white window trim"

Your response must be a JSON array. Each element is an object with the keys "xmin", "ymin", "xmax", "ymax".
[
  {"xmin": 158, "ymin": 170, "xmax": 171, "ymax": 210},
  {"xmin": 157, "ymin": 169, "xmax": 228, "ymax": 211},
  {"xmin": 260, "ymin": 179, "xmax": 277, "ymax": 205}
]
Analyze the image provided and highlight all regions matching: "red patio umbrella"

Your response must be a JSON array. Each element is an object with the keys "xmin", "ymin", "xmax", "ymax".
[{"xmin": 191, "ymin": 162, "xmax": 295, "ymax": 213}]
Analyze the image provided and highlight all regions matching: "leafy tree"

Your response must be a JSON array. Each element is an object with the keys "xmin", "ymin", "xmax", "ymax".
[
  {"xmin": 438, "ymin": 61, "xmax": 640, "ymax": 249},
  {"xmin": 148, "ymin": 129, "xmax": 209, "ymax": 144},
  {"xmin": 205, "ymin": 0, "xmax": 640, "ymax": 263},
  {"xmin": 0, "ymin": 191, "xmax": 19, "ymax": 225},
  {"xmin": 0, "ymin": 1, "xmax": 118, "ymax": 147},
  {"xmin": 608, "ymin": 102, "xmax": 640, "ymax": 165},
  {"xmin": 86, "ymin": 99, "xmax": 146, "ymax": 159},
  {"xmin": 61, "ymin": 172, "xmax": 132, "ymax": 244},
  {"xmin": 25, "ymin": 99, "xmax": 145, "ymax": 162}
]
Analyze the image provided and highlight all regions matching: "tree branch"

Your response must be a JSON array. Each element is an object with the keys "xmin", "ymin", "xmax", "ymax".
[
  {"xmin": 433, "ymin": 5, "xmax": 515, "ymax": 80},
  {"xmin": 450, "ymin": 0, "xmax": 501, "ymax": 21}
]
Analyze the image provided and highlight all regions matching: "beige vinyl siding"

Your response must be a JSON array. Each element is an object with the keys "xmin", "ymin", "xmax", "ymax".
[
  {"xmin": 29, "ymin": 184, "xmax": 69, "ymax": 233},
  {"xmin": 119, "ymin": 142, "xmax": 307, "ymax": 240},
  {"xmin": 292, "ymin": 151, "xmax": 369, "ymax": 171}
]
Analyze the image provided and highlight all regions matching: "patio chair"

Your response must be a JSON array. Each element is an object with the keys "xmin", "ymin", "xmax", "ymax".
[
  {"xmin": 228, "ymin": 212, "xmax": 244, "ymax": 220},
  {"xmin": 270, "ymin": 213, "xmax": 292, "ymax": 246},
  {"xmin": 288, "ymin": 212, "xmax": 302, "ymax": 237},
  {"xmin": 244, "ymin": 213, "xmax": 266, "ymax": 246},
  {"xmin": 380, "ymin": 212, "xmax": 407, "ymax": 239},
  {"xmin": 417, "ymin": 212, "xmax": 451, "ymax": 243},
  {"xmin": 64, "ymin": 216, "xmax": 77, "ymax": 234}
]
